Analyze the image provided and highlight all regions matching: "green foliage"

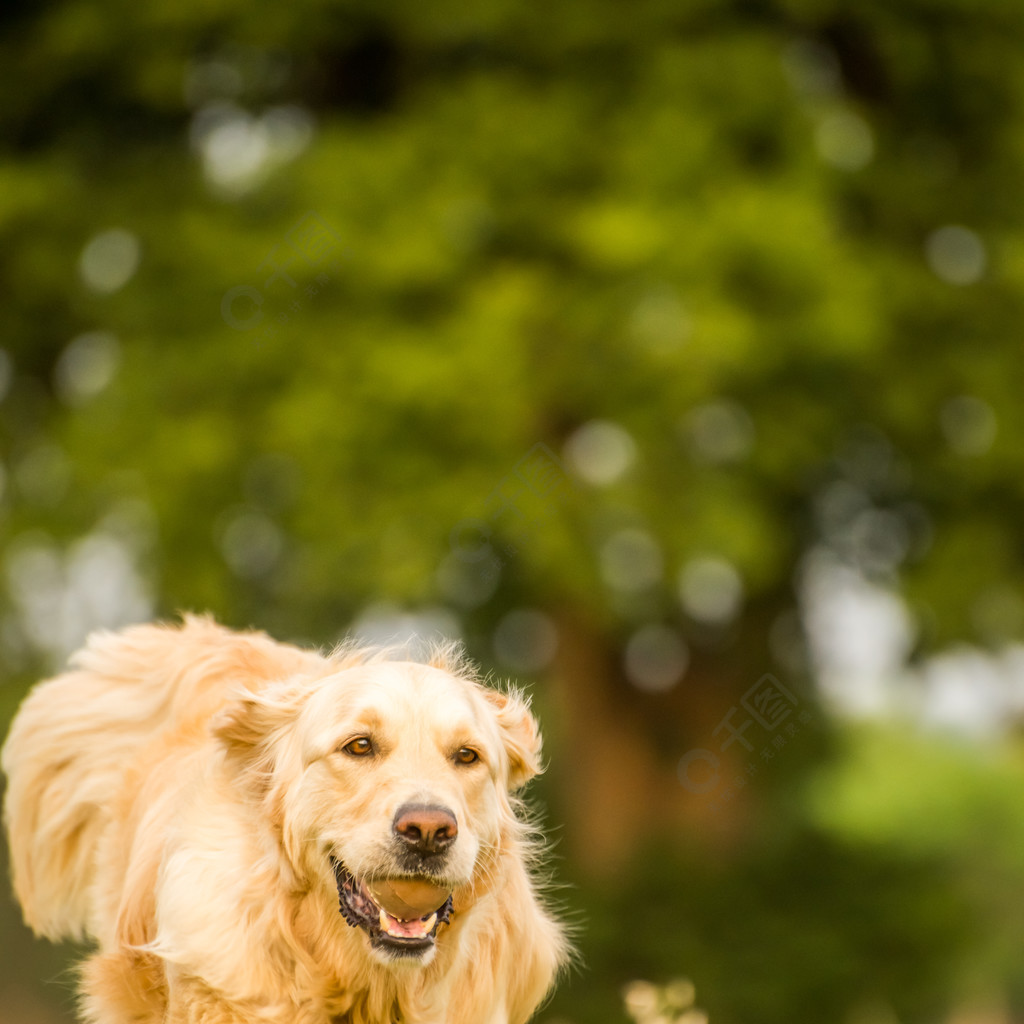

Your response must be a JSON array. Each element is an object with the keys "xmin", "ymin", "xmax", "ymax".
[{"xmin": 555, "ymin": 828, "xmax": 977, "ymax": 1024}]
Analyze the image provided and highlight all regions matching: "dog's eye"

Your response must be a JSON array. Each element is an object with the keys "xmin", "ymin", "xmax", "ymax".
[
  {"xmin": 454, "ymin": 747, "xmax": 479, "ymax": 765},
  {"xmin": 342, "ymin": 737, "xmax": 374, "ymax": 757}
]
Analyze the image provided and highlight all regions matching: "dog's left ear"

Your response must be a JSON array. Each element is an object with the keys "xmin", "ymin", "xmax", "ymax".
[{"xmin": 483, "ymin": 688, "xmax": 543, "ymax": 791}]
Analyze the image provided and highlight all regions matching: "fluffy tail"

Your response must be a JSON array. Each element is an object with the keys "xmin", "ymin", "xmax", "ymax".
[{"xmin": 1, "ymin": 614, "xmax": 319, "ymax": 942}]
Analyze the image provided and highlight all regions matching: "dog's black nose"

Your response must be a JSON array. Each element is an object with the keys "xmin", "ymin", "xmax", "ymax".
[{"xmin": 393, "ymin": 803, "xmax": 458, "ymax": 856}]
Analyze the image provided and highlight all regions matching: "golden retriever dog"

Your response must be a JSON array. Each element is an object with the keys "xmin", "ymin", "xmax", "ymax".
[{"xmin": 2, "ymin": 616, "xmax": 569, "ymax": 1023}]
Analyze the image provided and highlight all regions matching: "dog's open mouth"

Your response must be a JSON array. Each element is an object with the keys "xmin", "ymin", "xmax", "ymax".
[{"xmin": 330, "ymin": 857, "xmax": 453, "ymax": 954}]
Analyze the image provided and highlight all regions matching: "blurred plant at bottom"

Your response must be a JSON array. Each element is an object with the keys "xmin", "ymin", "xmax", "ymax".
[{"xmin": 623, "ymin": 977, "xmax": 708, "ymax": 1024}]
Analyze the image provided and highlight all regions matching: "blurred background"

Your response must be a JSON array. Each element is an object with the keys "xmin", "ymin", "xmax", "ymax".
[{"xmin": 3, "ymin": 0, "xmax": 1024, "ymax": 1022}]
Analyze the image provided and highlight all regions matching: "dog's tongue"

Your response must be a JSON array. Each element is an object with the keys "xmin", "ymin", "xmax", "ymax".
[{"xmin": 377, "ymin": 907, "xmax": 438, "ymax": 939}]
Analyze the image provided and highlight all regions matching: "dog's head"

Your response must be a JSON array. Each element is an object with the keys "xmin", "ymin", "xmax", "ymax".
[{"xmin": 214, "ymin": 649, "xmax": 542, "ymax": 963}]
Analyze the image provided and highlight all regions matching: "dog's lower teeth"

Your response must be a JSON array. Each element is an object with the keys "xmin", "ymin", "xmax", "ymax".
[{"xmin": 376, "ymin": 905, "xmax": 437, "ymax": 938}]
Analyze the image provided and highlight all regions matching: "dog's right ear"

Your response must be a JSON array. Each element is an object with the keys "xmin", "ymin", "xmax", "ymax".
[{"xmin": 213, "ymin": 683, "xmax": 304, "ymax": 759}]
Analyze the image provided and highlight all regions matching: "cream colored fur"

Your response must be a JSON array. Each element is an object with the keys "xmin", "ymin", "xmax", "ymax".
[{"xmin": 2, "ymin": 616, "xmax": 569, "ymax": 1024}]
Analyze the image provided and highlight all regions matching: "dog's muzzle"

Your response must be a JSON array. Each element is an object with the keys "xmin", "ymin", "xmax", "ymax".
[{"xmin": 330, "ymin": 858, "xmax": 454, "ymax": 956}]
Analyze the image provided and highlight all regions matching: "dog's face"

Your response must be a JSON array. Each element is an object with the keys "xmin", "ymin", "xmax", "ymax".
[{"xmin": 216, "ymin": 658, "xmax": 542, "ymax": 964}]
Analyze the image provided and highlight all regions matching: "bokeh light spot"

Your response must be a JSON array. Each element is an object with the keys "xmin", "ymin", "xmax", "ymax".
[
  {"xmin": 628, "ymin": 286, "xmax": 691, "ymax": 354},
  {"xmin": 79, "ymin": 229, "xmax": 141, "ymax": 294},
  {"xmin": 816, "ymin": 110, "xmax": 875, "ymax": 171},
  {"xmin": 678, "ymin": 556, "xmax": 744, "ymax": 625},
  {"xmin": 4, "ymin": 529, "xmax": 152, "ymax": 667},
  {"xmin": 925, "ymin": 225, "xmax": 987, "ymax": 285},
  {"xmin": 493, "ymin": 609, "xmax": 558, "ymax": 673},
  {"xmin": 563, "ymin": 420, "xmax": 636, "ymax": 486},
  {"xmin": 218, "ymin": 509, "xmax": 283, "ymax": 579},
  {"xmin": 349, "ymin": 602, "xmax": 462, "ymax": 661},
  {"xmin": 682, "ymin": 400, "xmax": 754, "ymax": 464},
  {"xmin": 54, "ymin": 331, "xmax": 120, "ymax": 406},
  {"xmin": 199, "ymin": 106, "xmax": 271, "ymax": 191},
  {"xmin": 435, "ymin": 550, "xmax": 501, "ymax": 608},
  {"xmin": 940, "ymin": 395, "xmax": 997, "ymax": 456},
  {"xmin": 190, "ymin": 100, "xmax": 315, "ymax": 195},
  {"xmin": 624, "ymin": 624, "xmax": 689, "ymax": 693},
  {"xmin": 781, "ymin": 39, "xmax": 842, "ymax": 98},
  {"xmin": 600, "ymin": 528, "xmax": 663, "ymax": 593}
]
